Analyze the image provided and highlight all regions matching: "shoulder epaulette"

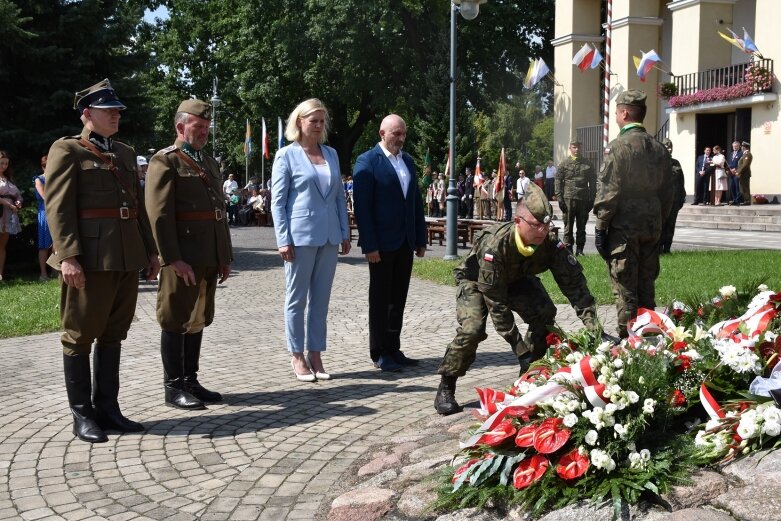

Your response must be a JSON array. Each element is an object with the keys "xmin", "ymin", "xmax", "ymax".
[{"xmin": 159, "ymin": 145, "xmax": 178, "ymax": 154}]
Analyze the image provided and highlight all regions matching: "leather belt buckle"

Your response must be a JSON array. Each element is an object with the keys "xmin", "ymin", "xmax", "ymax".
[
  {"xmin": 214, "ymin": 209, "xmax": 223, "ymax": 221},
  {"xmin": 120, "ymin": 207, "xmax": 130, "ymax": 220}
]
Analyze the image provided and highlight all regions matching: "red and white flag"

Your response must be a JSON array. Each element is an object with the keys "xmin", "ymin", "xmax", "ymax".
[
  {"xmin": 473, "ymin": 157, "xmax": 484, "ymax": 188},
  {"xmin": 261, "ymin": 117, "xmax": 269, "ymax": 159}
]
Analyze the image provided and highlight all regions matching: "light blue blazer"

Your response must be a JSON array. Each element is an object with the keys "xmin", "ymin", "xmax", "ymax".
[{"xmin": 271, "ymin": 142, "xmax": 349, "ymax": 248}]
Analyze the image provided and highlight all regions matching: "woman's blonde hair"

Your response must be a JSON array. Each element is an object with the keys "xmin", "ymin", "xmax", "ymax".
[{"xmin": 284, "ymin": 98, "xmax": 330, "ymax": 144}]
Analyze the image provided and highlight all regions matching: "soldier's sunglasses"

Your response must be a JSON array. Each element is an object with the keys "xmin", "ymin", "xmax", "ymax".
[{"xmin": 516, "ymin": 214, "xmax": 550, "ymax": 231}]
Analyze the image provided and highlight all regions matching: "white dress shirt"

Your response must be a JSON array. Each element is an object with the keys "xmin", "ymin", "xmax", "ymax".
[{"xmin": 379, "ymin": 143, "xmax": 410, "ymax": 198}]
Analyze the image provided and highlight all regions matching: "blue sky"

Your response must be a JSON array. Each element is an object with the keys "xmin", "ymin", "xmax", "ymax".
[{"xmin": 143, "ymin": 6, "xmax": 169, "ymax": 22}]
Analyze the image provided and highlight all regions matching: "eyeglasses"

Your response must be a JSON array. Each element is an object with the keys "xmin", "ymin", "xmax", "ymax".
[{"xmin": 517, "ymin": 214, "xmax": 550, "ymax": 231}]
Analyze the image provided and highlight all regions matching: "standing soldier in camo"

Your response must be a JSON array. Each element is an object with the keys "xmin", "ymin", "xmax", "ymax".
[
  {"xmin": 593, "ymin": 90, "xmax": 673, "ymax": 338},
  {"xmin": 434, "ymin": 183, "xmax": 598, "ymax": 415},
  {"xmin": 659, "ymin": 139, "xmax": 686, "ymax": 254},
  {"xmin": 45, "ymin": 79, "xmax": 160, "ymax": 443},
  {"xmin": 554, "ymin": 140, "xmax": 596, "ymax": 256},
  {"xmin": 145, "ymin": 99, "xmax": 233, "ymax": 411}
]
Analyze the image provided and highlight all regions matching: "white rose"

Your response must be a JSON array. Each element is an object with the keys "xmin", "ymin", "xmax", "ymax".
[
  {"xmin": 626, "ymin": 391, "xmax": 640, "ymax": 404},
  {"xmin": 605, "ymin": 403, "xmax": 618, "ymax": 415},
  {"xmin": 762, "ymin": 421, "xmax": 781, "ymax": 437},
  {"xmin": 564, "ymin": 413, "xmax": 578, "ymax": 427},
  {"xmin": 736, "ymin": 421, "xmax": 758, "ymax": 439},
  {"xmin": 613, "ymin": 359, "xmax": 624, "ymax": 369},
  {"xmin": 613, "ymin": 423, "xmax": 627, "ymax": 439},
  {"xmin": 640, "ymin": 449, "xmax": 651, "ymax": 461},
  {"xmin": 720, "ymin": 285, "xmax": 736, "ymax": 298},
  {"xmin": 585, "ymin": 430, "xmax": 599, "ymax": 445}
]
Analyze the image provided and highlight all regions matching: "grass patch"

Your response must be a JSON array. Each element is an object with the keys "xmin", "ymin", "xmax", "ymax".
[
  {"xmin": 0, "ymin": 278, "xmax": 61, "ymax": 338},
  {"xmin": 413, "ymin": 250, "xmax": 781, "ymax": 306}
]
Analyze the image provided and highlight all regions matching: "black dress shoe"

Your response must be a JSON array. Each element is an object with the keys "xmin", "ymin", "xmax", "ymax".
[{"xmin": 390, "ymin": 350, "xmax": 419, "ymax": 366}]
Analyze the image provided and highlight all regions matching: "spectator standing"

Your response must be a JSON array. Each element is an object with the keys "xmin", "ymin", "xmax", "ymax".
[
  {"xmin": 555, "ymin": 140, "xmax": 596, "ymax": 256},
  {"xmin": 456, "ymin": 174, "xmax": 466, "ymax": 218},
  {"xmin": 726, "ymin": 140, "xmax": 743, "ymax": 205},
  {"xmin": 693, "ymin": 146, "xmax": 713, "ymax": 205},
  {"xmin": 533, "ymin": 165, "xmax": 544, "ymax": 190},
  {"xmin": 353, "ymin": 114, "xmax": 427, "ymax": 372},
  {"xmin": 660, "ymin": 139, "xmax": 686, "ymax": 254},
  {"xmin": 222, "ymin": 173, "xmax": 238, "ymax": 197},
  {"xmin": 502, "ymin": 168, "xmax": 513, "ymax": 221},
  {"xmin": 711, "ymin": 145, "xmax": 727, "ymax": 206},
  {"xmin": 34, "ymin": 155, "xmax": 53, "ymax": 280},
  {"xmin": 544, "ymin": 159, "xmax": 557, "ymax": 199},
  {"xmin": 271, "ymin": 98, "xmax": 350, "ymax": 382},
  {"xmin": 515, "ymin": 168, "xmax": 530, "ymax": 204},
  {"xmin": 593, "ymin": 90, "xmax": 673, "ymax": 338},
  {"xmin": 0, "ymin": 151, "xmax": 22, "ymax": 282},
  {"xmin": 737, "ymin": 141, "xmax": 753, "ymax": 205},
  {"xmin": 436, "ymin": 172, "xmax": 447, "ymax": 217},
  {"xmin": 464, "ymin": 167, "xmax": 475, "ymax": 219}
]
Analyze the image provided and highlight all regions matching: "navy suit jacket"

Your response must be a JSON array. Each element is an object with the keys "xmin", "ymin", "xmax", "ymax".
[{"xmin": 352, "ymin": 144, "xmax": 427, "ymax": 253}]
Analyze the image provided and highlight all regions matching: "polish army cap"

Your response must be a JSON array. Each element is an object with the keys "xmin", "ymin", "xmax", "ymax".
[
  {"xmin": 74, "ymin": 79, "xmax": 126, "ymax": 111},
  {"xmin": 177, "ymin": 99, "xmax": 212, "ymax": 120},
  {"xmin": 523, "ymin": 182, "xmax": 553, "ymax": 224},
  {"xmin": 742, "ymin": 141, "xmax": 751, "ymax": 148},
  {"xmin": 615, "ymin": 89, "xmax": 647, "ymax": 107}
]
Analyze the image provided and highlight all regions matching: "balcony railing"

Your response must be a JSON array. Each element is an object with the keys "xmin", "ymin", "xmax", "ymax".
[{"xmin": 673, "ymin": 58, "xmax": 774, "ymax": 97}]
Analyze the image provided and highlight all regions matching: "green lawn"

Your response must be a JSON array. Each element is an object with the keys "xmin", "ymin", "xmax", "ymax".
[
  {"xmin": 412, "ymin": 250, "xmax": 781, "ymax": 306},
  {"xmin": 0, "ymin": 278, "xmax": 61, "ymax": 339}
]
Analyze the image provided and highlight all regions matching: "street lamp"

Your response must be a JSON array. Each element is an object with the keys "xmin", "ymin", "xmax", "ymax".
[
  {"xmin": 445, "ymin": 0, "xmax": 487, "ymax": 260},
  {"xmin": 210, "ymin": 77, "xmax": 222, "ymax": 159}
]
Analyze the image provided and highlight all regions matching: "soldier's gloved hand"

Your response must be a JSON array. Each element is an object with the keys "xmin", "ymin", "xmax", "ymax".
[
  {"xmin": 594, "ymin": 229, "xmax": 610, "ymax": 260},
  {"xmin": 558, "ymin": 200, "xmax": 567, "ymax": 213}
]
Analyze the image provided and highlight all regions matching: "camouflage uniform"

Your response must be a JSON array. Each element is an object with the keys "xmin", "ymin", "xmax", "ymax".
[
  {"xmin": 554, "ymin": 154, "xmax": 596, "ymax": 253},
  {"xmin": 593, "ymin": 90, "xmax": 673, "ymax": 338},
  {"xmin": 660, "ymin": 151, "xmax": 686, "ymax": 253},
  {"xmin": 437, "ymin": 222, "xmax": 597, "ymax": 377}
]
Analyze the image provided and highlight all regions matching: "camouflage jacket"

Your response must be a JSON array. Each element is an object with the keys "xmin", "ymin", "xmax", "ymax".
[
  {"xmin": 555, "ymin": 156, "xmax": 596, "ymax": 202},
  {"xmin": 593, "ymin": 125, "xmax": 673, "ymax": 237},
  {"xmin": 453, "ymin": 222, "xmax": 597, "ymax": 332}
]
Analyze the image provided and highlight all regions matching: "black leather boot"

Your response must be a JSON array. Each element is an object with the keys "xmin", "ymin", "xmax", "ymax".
[
  {"xmin": 183, "ymin": 332, "xmax": 222, "ymax": 402},
  {"xmin": 93, "ymin": 344, "xmax": 144, "ymax": 432},
  {"xmin": 434, "ymin": 376, "xmax": 463, "ymax": 415},
  {"xmin": 576, "ymin": 246, "xmax": 584, "ymax": 256},
  {"xmin": 161, "ymin": 331, "xmax": 205, "ymax": 410},
  {"xmin": 63, "ymin": 354, "xmax": 108, "ymax": 443}
]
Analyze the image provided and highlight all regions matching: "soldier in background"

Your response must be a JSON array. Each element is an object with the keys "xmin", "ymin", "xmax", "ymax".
[
  {"xmin": 660, "ymin": 139, "xmax": 686, "ymax": 254},
  {"xmin": 593, "ymin": 90, "xmax": 673, "ymax": 338},
  {"xmin": 434, "ymin": 183, "xmax": 597, "ymax": 415},
  {"xmin": 46, "ymin": 79, "xmax": 160, "ymax": 443},
  {"xmin": 736, "ymin": 141, "xmax": 752, "ymax": 205},
  {"xmin": 554, "ymin": 140, "xmax": 596, "ymax": 256},
  {"xmin": 145, "ymin": 99, "xmax": 233, "ymax": 410}
]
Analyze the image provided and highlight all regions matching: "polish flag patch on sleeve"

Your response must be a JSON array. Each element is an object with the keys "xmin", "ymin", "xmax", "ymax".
[{"xmin": 484, "ymin": 253, "xmax": 494, "ymax": 262}]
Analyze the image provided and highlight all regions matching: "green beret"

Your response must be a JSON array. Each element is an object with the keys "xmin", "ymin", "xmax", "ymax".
[
  {"xmin": 523, "ymin": 182, "xmax": 553, "ymax": 225},
  {"xmin": 616, "ymin": 89, "xmax": 647, "ymax": 107},
  {"xmin": 177, "ymin": 99, "xmax": 212, "ymax": 120},
  {"xmin": 74, "ymin": 78, "xmax": 126, "ymax": 111}
]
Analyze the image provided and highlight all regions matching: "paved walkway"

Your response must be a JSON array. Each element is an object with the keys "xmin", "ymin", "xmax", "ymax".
[{"xmin": 2, "ymin": 221, "xmax": 710, "ymax": 521}]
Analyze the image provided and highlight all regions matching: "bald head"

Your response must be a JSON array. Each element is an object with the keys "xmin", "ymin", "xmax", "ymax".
[{"xmin": 379, "ymin": 114, "xmax": 406, "ymax": 155}]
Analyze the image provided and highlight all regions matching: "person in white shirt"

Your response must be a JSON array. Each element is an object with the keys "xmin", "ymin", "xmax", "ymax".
[
  {"xmin": 545, "ymin": 160, "xmax": 557, "ymax": 200},
  {"xmin": 516, "ymin": 168, "xmax": 530, "ymax": 207},
  {"xmin": 222, "ymin": 173, "xmax": 238, "ymax": 196}
]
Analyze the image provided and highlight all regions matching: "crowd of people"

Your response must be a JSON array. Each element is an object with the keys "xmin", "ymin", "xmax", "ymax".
[{"xmin": 692, "ymin": 141, "xmax": 753, "ymax": 206}]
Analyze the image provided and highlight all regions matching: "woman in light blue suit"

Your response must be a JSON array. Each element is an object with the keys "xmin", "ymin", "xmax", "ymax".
[{"xmin": 271, "ymin": 99, "xmax": 351, "ymax": 382}]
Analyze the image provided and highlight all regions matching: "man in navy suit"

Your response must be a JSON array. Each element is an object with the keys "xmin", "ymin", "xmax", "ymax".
[
  {"xmin": 726, "ymin": 140, "xmax": 743, "ymax": 205},
  {"xmin": 693, "ymin": 146, "xmax": 713, "ymax": 205},
  {"xmin": 353, "ymin": 114, "xmax": 427, "ymax": 372}
]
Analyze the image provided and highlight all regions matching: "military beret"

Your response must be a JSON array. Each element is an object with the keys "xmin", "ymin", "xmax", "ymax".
[
  {"xmin": 177, "ymin": 99, "xmax": 212, "ymax": 120},
  {"xmin": 522, "ymin": 182, "xmax": 553, "ymax": 225},
  {"xmin": 742, "ymin": 141, "xmax": 751, "ymax": 148},
  {"xmin": 616, "ymin": 89, "xmax": 647, "ymax": 107},
  {"xmin": 662, "ymin": 138, "xmax": 673, "ymax": 148},
  {"xmin": 73, "ymin": 79, "xmax": 126, "ymax": 111}
]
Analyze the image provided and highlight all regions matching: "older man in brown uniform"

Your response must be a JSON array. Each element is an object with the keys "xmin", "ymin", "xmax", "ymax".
[
  {"xmin": 145, "ymin": 100, "xmax": 233, "ymax": 410},
  {"xmin": 46, "ymin": 79, "xmax": 160, "ymax": 443}
]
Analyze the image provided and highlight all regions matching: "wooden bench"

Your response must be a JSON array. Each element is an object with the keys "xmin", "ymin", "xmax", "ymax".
[{"xmin": 427, "ymin": 220, "xmax": 468, "ymax": 248}]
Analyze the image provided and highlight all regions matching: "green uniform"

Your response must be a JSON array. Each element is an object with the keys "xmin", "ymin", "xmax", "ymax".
[
  {"xmin": 46, "ymin": 127, "xmax": 157, "ymax": 355},
  {"xmin": 660, "ymin": 157, "xmax": 686, "ymax": 253},
  {"xmin": 737, "ymin": 150, "xmax": 752, "ymax": 205},
  {"xmin": 594, "ymin": 124, "xmax": 673, "ymax": 337},
  {"xmin": 145, "ymin": 140, "xmax": 233, "ymax": 333},
  {"xmin": 554, "ymin": 155, "xmax": 596, "ymax": 251},
  {"xmin": 437, "ymin": 222, "xmax": 597, "ymax": 377}
]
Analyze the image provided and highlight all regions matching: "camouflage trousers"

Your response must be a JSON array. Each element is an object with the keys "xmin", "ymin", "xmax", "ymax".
[
  {"xmin": 606, "ymin": 233, "xmax": 660, "ymax": 337},
  {"xmin": 437, "ymin": 278, "xmax": 556, "ymax": 377},
  {"xmin": 561, "ymin": 198, "xmax": 591, "ymax": 250}
]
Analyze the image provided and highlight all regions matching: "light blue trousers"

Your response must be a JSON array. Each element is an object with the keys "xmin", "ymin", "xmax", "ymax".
[{"xmin": 283, "ymin": 243, "xmax": 339, "ymax": 352}]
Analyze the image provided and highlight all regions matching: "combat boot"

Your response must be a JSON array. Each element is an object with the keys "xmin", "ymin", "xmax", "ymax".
[
  {"xmin": 63, "ymin": 354, "xmax": 108, "ymax": 443},
  {"xmin": 93, "ymin": 344, "xmax": 144, "ymax": 432},
  {"xmin": 161, "ymin": 331, "xmax": 205, "ymax": 410},
  {"xmin": 576, "ymin": 246, "xmax": 584, "ymax": 256},
  {"xmin": 434, "ymin": 376, "xmax": 463, "ymax": 415},
  {"xmin": 182, "ymin": 332, "xmax": 222, "ymax": 403}
]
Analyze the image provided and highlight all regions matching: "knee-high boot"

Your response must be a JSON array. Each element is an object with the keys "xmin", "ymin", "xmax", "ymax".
[
  {"xmin": 63, "ymin": 353, "xmax": 108, "ymax": 443},
  {"xmin": 93, "ymin": 344, "xmax": 144, "ymax": 432},
  {"xmin": 183, "ymin": 332, "xmax": 222, "ymax": 402},
  {"xmin": 161, "ymin": 331, "xmax": 205, "ymax": 410}
]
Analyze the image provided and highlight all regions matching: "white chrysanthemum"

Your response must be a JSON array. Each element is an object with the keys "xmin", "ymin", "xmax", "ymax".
[
  {"xmin": 758, "ymin": 284, "xmax": 769, "ymax": 292},
  {"xmin": 626, "ymin": 391, "xmax": 640, "ymax": 404},
  {"xmin": 605, "ymin": 403, "xmax": 618, "ymax": 415},
  {"xmin": 563, "ymin": 413, "xmax": 578, "ymax": 428},
  {"xmin": 585, "ymin": 430, "xmax": 599, "ymax": 445},
  {"xmin": 720, "ymin": 285, "xmax": 737, "ymax": 298},
  {"xmin": 613, "ymin": 423, "xmax": 628, "ymax": 440}
]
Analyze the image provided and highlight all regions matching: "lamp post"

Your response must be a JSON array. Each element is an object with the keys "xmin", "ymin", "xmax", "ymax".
[
  {"xmin": 445, "ymin": 0, "xmax": 487, "ymax": 260},
  {"xmin": 210, "ymin": 77, "xmax": 222, "ymax": 159}
]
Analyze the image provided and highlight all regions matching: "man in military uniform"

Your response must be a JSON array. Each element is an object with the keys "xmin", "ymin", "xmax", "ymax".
[
  {"xmin": 593, "ymin": 90, "xmax": 673, "ymax": 338},
  {"xmin": 434, "ymin": 183, "xmax": 598, "ymax": 415},
  {"xmin": 45, "ymin": 79, "xmax": 160, "ymax": 443},
  {"xmin": 145, "ymin": 100, "xmax": 233, "ymax": 410},
  {"xmin": 660, "ymin": 139, "xmax": 686, "ymax": 254},
  {"xmin": 554, "ymin": 140, "xmax": 596, "ymax": 256},
  {"xmin": 736, "ymin": 141, "xmax": 752, "ymax": 205}
]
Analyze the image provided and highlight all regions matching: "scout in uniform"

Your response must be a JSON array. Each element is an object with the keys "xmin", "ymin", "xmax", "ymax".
[
  {"xmin": 593, "ymin": 90, "xmax": 673, "ymax": 338},
  {"xmin": 554, "ymin": 140, "xmax": 596, "ymax": 256},
  {"xmin": 45, "ymin": 79, "xmax": 160, "ymax": 443},
  {"xmin": 145, "ymin": 99, "xmax": 233, "ymax": 410},
  {"xmin": 434, "ymin": 183, "xmax": 598, "ymax": 415}
]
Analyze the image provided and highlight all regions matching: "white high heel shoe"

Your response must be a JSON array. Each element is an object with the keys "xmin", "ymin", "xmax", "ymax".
[
  {"xmin": 291, "ymin": 359, "xmax": 316, "ymax": 382},
  {"xmin": 307, "ymin": 354, "xmax": 331, "ymax": 380}
]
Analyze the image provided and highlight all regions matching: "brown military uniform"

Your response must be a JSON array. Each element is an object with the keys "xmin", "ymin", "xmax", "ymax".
[
  {"xmin": 145, "ymin": 140, "xmax": 233, "ymax": 333},
  {"xmin": 737, "ymin": 146, "xmax": 752, "ymax": 205},
  {"xmin": 46, "ymin": 127, "xmax": 157, "ymax": 355}
]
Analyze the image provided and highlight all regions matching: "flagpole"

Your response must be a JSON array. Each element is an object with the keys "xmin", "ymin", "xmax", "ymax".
[
  {"xmin": 602, "ymin": 0, "xmax": 613, "ymax": 151},
  {"xmin": 445, "ymin": 2, "xmax": 459, "ymax": 260}
]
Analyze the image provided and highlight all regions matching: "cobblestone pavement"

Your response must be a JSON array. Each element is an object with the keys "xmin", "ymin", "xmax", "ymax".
[{"xmin": 0, "ymin": 225, "xmax": 616, "ymax": 521}]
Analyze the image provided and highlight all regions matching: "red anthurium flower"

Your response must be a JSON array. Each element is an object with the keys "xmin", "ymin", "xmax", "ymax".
[
  {"xmin": 513, "ymin": 455, "xmax": 550, "ymax": 489},
  {"xmin": 672, "ymin": 341, "xmax": 687, "ymax": 353},
  {"xmin": 515, "ymin": 424, "xmax": 538, "ymax": 448},
  {"xmin": 451, "ymin": 458, "xmax": 480, "ymax": 483},
  {"xmin": 477, "ymin": 419, "xmax": 517, "ymax": 447},
  {"xmin": 546, "ymin": 333, "xmax": 562, "ymax": 346},
  {"xmin": 670, "ymin": 389, "xmax": 686, "ymax": 407},
  {"xmin": 534, "ymin": 417, "xmax": 571, "ymax": 454},
  {"xmin": 556, "ymin": 448, "xmax": 589, "ymax": 480},
  {"xmin": 504, "ymin": 405, "xmax": 535, "ymax": 422}
]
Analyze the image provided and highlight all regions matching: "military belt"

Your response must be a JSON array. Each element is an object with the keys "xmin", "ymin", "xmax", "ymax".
[
  {"xmin": 78, "ymin": 208, "xmax": 138, "ymax": 220},
  {"xmin": 176, "ymin": 210, "xmax": 224, "ymax": 221}
]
